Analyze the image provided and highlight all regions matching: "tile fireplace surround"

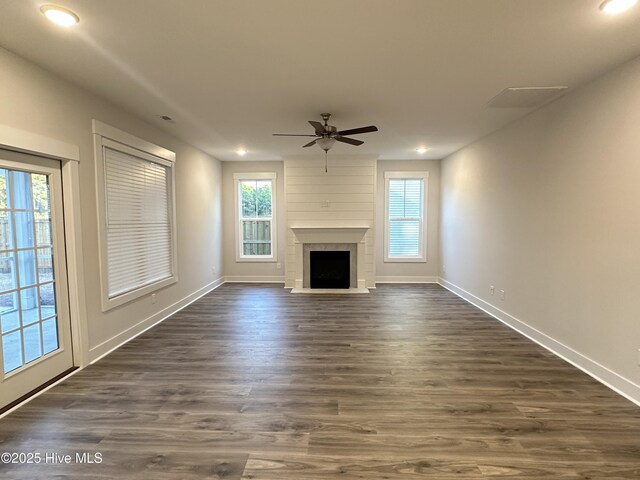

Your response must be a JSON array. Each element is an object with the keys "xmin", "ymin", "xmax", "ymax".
[{"xmin": 289, "ymin": 226, "xmax": 370, "ymax": 293}]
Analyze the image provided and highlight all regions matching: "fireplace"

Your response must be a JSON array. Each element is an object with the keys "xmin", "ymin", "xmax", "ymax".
[
  {"xmin": 310, "ymin": 251, "xmax": 350, "ymax": 289},
  {"xmin": 289, "ymin": 226, "xmax": 370, "ymax": 293}
]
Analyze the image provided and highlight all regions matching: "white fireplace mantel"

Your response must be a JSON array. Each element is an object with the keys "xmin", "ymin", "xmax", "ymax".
[{"xmin": 290, "ymin": 225, "xmax": 369, "ymax": 245}]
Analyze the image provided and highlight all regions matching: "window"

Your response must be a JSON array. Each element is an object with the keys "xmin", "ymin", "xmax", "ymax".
[
  {"xmin": 93, "ymin": 121, "xmax": 177, "ymax": 310},
  {"xmin": 384, "ymin": 171, "xmax": 428, "ymax": 262},
  {"xmin": 234, "ymin": 172, "xmax": 276, "ymax": 261}
]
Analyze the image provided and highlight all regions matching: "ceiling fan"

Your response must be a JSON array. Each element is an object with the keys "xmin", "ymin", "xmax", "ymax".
[{"xmin": 273, "ymin": 113, "xmax": 378, "ymax": 152}]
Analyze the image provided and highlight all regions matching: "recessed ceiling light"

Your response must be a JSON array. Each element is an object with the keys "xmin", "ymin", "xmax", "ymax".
[
  {"xmin": 600, "ymin": 0, "xmax": 638, "ymax": 14},
  {"xmin": 416, "ymin": 146, "xmax": 429, "ymax": 154},
  {"xmin": 40, "ymin": 5, "xmax": 80, "ymax": 27},
  {"xmin": 235, "ymin": 148, "xmax": 247, "ymax": 157}
]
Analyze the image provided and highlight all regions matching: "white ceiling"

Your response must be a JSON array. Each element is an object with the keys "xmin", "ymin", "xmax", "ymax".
[{"xmin": 0, "ymin": 0, "xmax": 639, "ymax": 161}]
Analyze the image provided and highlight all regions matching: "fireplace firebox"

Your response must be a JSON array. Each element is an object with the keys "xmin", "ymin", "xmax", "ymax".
[{"xmin": 309, "ymin": 251, "xmax": 350, "ymax": 289}]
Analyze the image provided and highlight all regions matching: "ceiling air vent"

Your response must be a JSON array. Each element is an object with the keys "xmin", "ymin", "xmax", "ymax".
[{"xmin": 488, "ymin": 86, "xmax": 569, "ymax": 108}]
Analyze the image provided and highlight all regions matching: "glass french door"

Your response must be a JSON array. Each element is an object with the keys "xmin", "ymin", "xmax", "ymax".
[{"xmin": 0, "ymin": 152, "xmax": 73, "ymax": 411}]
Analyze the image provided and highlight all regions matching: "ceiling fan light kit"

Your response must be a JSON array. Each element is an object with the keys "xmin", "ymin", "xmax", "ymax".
[{"xmin": 316, "ymin": 137, "xmax": 336, "ymax": 152}]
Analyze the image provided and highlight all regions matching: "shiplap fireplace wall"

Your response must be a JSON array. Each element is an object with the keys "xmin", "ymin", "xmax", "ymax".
[{"xmin": 284, "ymin": 156, "xmax": 376, "ymax": 289}]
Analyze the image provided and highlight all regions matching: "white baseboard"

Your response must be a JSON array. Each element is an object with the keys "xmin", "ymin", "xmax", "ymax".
[
  {"xmin": 376, "ymin": 275, "xmax": 439, "ymax": 284},
  {"xmin": 224, "ymin": 275, "xmax": 285, "ymax": 283},
  {"xmin": 89, "ymin": 277, "xmax": 225, "ymax": 363},
  {"xmin": 439, "ymin": 277, "xmax": 640, "ymax": 407}
]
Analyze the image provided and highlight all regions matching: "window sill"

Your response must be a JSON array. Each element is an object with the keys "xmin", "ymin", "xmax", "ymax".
[
  {"xmin": 384, "ymin": 257, "xmax": 427, "ymax": 263},
  {"xmin": 101, "ymin": 275, "xmax": 177, "ymax": 312},
  {"xmin": 235, "ymin": 256, "xmax": 277, "ymax": 263}
]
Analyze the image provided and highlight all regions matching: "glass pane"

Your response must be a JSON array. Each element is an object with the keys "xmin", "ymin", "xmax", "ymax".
[
  {"xmin": 255, "ymin": 180, "xmax": 272, "ymax": 217},
  {"xmin": 0, "ymin": 251, "xmax": 16, "ymax": 292},
  {"xmin": 243, "ymin": 242, "xmax": 272, "ymax": 256},
  {"xmin": 14, "ymin": 211, "xmax": 35, "ymax": 249},
  {"xmin": 23, "ymin": 323, "xmax": 42, "ymax": 364},
  {"xmin": 240, "ymin": 180, "xmax": 272, "ymax": 218},
  {"xmin": 0, "ymin": 210, "xmax": 13, "ymax": 250},
  {"xmin": 12, "ymin": 171, "xmax": 33, "ymax": 208},
  {"xmin": 240, "ymin": 180, "xmax": 257, "ymax": 217},
  {"xmin": 242, "ymin": 220, "xmax": 271, "ymax": 242},
  {"xmin": 0, "ymin": 169, "xmax": 10, "ymax": 210},
  {"xmin": 17, "ymin": 249, "xmax": 37, "ymax": 287},
  {"xmin": 0, "ymin": 168, "xmax": 63, "ymax": 372},
  {"xmin": 0, "ymin": 292, "xmax": 19, "ymax": 333},
  {"xmin": 388, "ymin": 179, "xmax": 423, "ymax": 218},
  {"xmin": 35, "ymin": 218, "xmax": 52, "ymax": 247},
  {"xmin": 31, "ymin": 174, "xmax": 51, "ymax": 212},
  {"xmin": 20, "ymin": 287, "xmax": 39, "ymax": 326},
  {"xmin": 2, "ymin": 330, "xmax": 22, "ymax": 373},
  {"xmin": 389, "ymin": 219, "xmax": 421, "ymax": 257},
  {"xmin": 37, "ymin": 247, "xmax": 54, "ymax": 283},
  {"xmin": 403, "ymin": 179, "xmax": 423, "ymax": 217},
  {"xmin": 388, "ymin": 180, "xmax": 405, "ymax": 217},
  {"xmin": 242, "ymin": 220, "xmax": 271, "ymax": 256},
  {"xmin": 39, "ymin": 282, "xmax": 56, "ymax": 319},
  {"xmin": 42, "ymin": 317, "xmax": 58, "ymax": 355},
  {"xmin": 0, "ymin": 169, "xmax": 63, "ymax": 372}
]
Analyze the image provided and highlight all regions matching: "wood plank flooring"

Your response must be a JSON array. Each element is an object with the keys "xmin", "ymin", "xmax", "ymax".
[{"xmin": 0, "ymin": 283, "xmax": 639, "ymax": 479}]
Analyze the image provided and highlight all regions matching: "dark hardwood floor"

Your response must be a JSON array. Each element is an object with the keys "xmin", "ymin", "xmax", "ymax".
[{"xmin": 1, "ymin": 283, "xmax": 639, "ymax": 479}]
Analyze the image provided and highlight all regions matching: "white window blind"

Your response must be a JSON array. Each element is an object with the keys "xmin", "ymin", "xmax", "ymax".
[
  {"xmin": 104, "ymin": 147, "xmax": 173, "ymax": 298},
  {"xmin": 386, "ymin": 175, "xmax": 426, "ymax": 260}
]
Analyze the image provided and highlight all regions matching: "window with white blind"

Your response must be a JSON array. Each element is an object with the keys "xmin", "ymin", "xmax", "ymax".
[
  {"xmin": 93, "ymin": 121, "xmax": 177, "ymax": 310},
  {"xmin": 234, "ymin": 172, "xmax": 276, "ymax": 262},
  {"xmin": 384, "ymin": 171, "xmax": 428, "ymax": 262}
]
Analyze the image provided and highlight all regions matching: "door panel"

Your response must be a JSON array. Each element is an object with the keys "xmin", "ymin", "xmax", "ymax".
[{"xmin": 0, "ymin": 152, "xmax": 73, "ymax": 410}]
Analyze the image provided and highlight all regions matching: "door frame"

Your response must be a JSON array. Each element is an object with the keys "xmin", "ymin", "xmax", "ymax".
[{"xmin": 0, "ymin": 125, "xmax": 88, "ymax": 373}]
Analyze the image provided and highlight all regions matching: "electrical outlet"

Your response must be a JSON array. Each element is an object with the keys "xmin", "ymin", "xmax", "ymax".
[
  {"xmin": 500, "ymin": 289, "xmax": 505, "ymax": 301},
  {"xmin": 442, "ymin": 265, "xmax": 446, "ymax": 274},
  {"xmin": 276, "ymin": 262, "xmax": 282, "ymax": 269},
  {"xmin": 490, "ymin": 285, "xmax": 495, "ymax": 296},
  {"xmin": 151, "ymin": 293, "xmax": 157, "ymax": 304},
  {"xmin": 212, "ymin": 266, "xmax": 217, "ymax": 275},
  {"xmin": 637, "ymin": 348, "xmax": 640, "ymax": 366}
]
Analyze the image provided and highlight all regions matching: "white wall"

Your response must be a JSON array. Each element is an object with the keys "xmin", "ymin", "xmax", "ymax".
[
  {"xmin": 284, "ymin": 156, "xmax": 377, "ymax": 288},
  {"xmin": 376, "ymin": 159, "xmax": 440, "ymax": 283},
  {"xmin": 221, "ymin": 161, "xmax": 285, "ymax": 282},
  {"xmin": 441, "ymin": 56, "xmax": 640, "ymax": 403},
  {"xmin": 0, "ymin": 47, "xmax": 223, "ymax": 362}
]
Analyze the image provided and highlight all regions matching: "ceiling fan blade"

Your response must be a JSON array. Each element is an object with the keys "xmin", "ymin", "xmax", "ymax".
[
  {"xmin": 308, "ymin": 121, "xmax": 326, "ymax": 135},
  {"xmin": 302, "ymin": 139, "xmax": 317, "ymax": 148},
  {"xmin": 272, "ymin": 133, "xmax": 319, "ymax": 137},
  {"xmin": 337, "ymin": 125, "xmax": 378, "ymax": 136},
  {"xmin": 336, "ymin": 137, "xmax": 364, "ymax": 146}
]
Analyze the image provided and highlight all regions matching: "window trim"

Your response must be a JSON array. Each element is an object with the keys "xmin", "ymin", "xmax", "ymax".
[
  {"xmin": 384, "ymin": 171, "xmax": 429, "ymax": 263},
  {"xmin": 92, "ymin": 120, "xmax": 178, "ymax": 311},
  {"xmin": 233, "ymin": 172, "xmax": 277, "ymax": 263}
]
